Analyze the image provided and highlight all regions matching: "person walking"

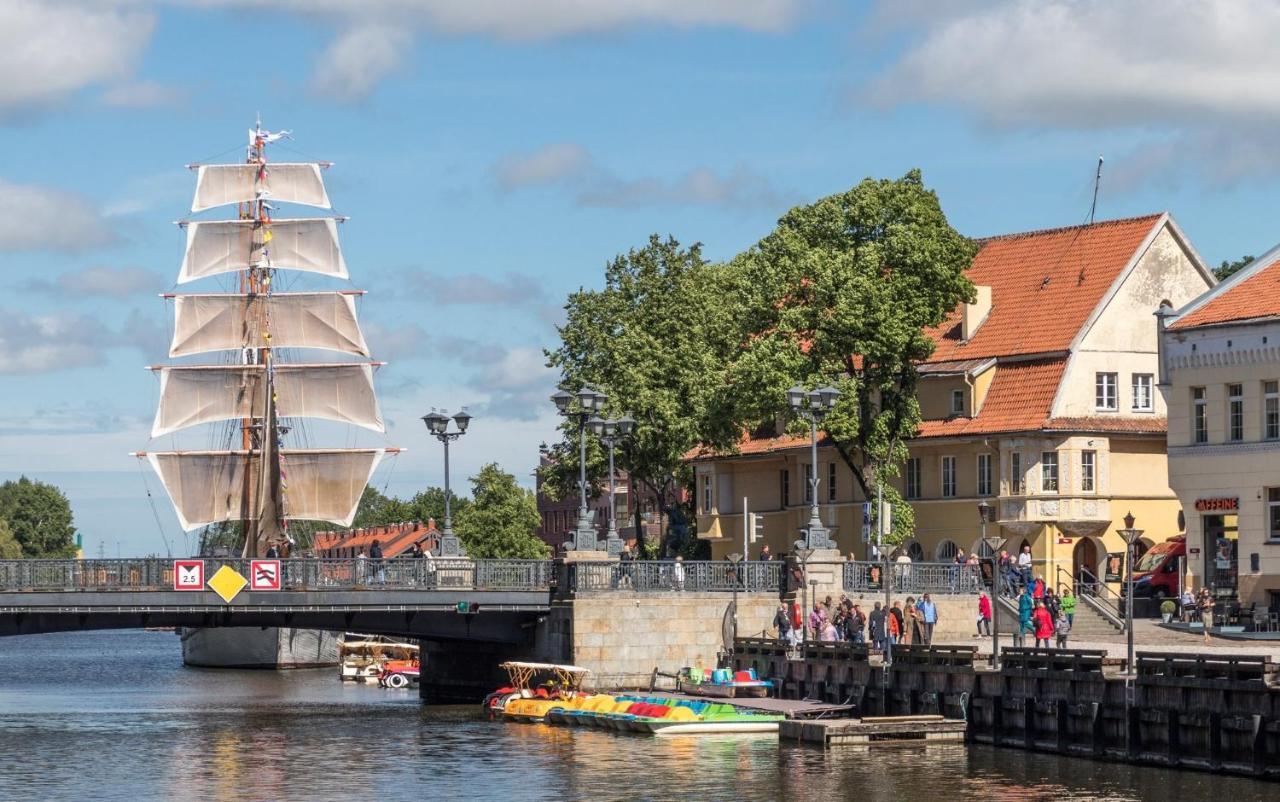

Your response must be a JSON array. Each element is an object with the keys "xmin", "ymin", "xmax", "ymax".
[
  {"xmin": 918, "ymin": 593, "xmax": 938, "ymax": 645},
  {"xmin": 1197, "ymin": 588, "xmax": 1215, "ymax": 644},
  {"xmin": 885, "ymin": 603, "xmax": 901, "ymax": 663},
  {"xmin": 808, "ymin": 602, "xmax": 827, "ymax": 640},
  {"xmin": 773, "ymin": 602, "xmax": 792, "ymax": 644},
  {"xmin": 977, "ymin": 591, "xmax": 992, "ymax": 637},
  {"xmin": 848, "ymin": 604, "xmax": 866, "ymax": 644},
  {"xmin": 1032, "ymin": 574, "xmax": 1046, "ymax": 602},
  {"xmin": 1044, "ymin": 587, "xmax": 1060, "ymax": 620},
  {"xmin": 1017, "ymin": 545, "xmax": 1033, "ymax": 589},
  {"xmin": 889, "ymin": 601, "xmax": 905, "ymax": 644},
  {"xmin": 901, "ymin": 598, "xmax": 917, "ymax": 646},
  {"xmin": 1060, "ymin": 586, "xmax": 1077, "ymax": 627},
  {"xmin": 1017, "ymin": 586, "xmax": 1034, "ymax": 648},
  {"xmin": 1054, "ymin": 610, "xmax": 1071, "ymax": 649},
  {"xmin": 1032, "ymin": 600, "xmax": 1054, "ymax": 648},
  {"xmin": 868, "ymin": 602, "xmax": 887, "ymax": 657}
]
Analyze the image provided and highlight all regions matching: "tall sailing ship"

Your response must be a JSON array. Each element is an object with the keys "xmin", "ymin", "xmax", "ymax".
[{"xmin": 135, "ymin": 122, "xmax": 398, "ymax": 667}]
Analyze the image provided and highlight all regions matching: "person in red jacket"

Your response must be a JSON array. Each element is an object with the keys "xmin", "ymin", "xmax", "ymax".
[
  {"xmin": 977, "ymin": 592, "xmax": 992, "ymax": 637},
  {"xmin": 1032, "ymin": 600, "xmax": 1054, "ymax": 648}
]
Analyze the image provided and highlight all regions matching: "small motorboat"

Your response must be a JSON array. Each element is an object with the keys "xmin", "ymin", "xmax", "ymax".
[{"xmin": 377, "ymin": 658, "xmax": 420, "ymax": 689}]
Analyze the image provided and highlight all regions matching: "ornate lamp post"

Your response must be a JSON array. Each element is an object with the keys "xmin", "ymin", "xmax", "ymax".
[
  {"xmin": 786, "ymin": 384, "xmax": 840, "ymax": 550},
  {"xmin": 421, "ymin": 409, "xmax": 472, "ymax": 557},
  {"xmin": 979, "ymin": 500, "xmax": 1007, "ymax": 668},
  {"xmin": 1117, "ymin": 511, "xmax": 1144, "ymax": 677},
  {"xmin": 588, "ymin": 414, "xmax": 635, "ymax": 556},
  {"xmin": 727, "ymin": 551, "xmax": 743, "ymax": 644},
  {"xmin": 552, "ymin": 387, "xmax": 609, "ymax": 552}
]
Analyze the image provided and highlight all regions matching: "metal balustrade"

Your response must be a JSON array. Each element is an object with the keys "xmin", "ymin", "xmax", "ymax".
[
  {"xmin": 568, "ymin": 560, "xmax": 784, "ymax": 593},
  {"xmin": 0, "ymin": 558, "xmax": 554, "ymax": 592},
  {"xmin": 842, "ymin": 561, "xmax": 985, "ymax": 595}
]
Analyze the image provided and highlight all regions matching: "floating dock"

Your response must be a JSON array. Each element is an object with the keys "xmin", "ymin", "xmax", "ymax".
[
  {"xmin": 780, "ymin": 715, "xmax": 968, "ymax": 746},
  {"xmin": 645, "ymin": 692, "xmax": 854, "ymax": 720}
]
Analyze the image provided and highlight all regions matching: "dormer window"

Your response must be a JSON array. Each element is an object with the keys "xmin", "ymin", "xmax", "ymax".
[{"xmin": 950, "ymin": 389, "xmax": 965, "ymax": 415}]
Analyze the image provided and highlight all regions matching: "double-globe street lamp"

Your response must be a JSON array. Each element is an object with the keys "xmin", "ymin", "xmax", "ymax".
[
  {"xmin": 421, "ymin": 409, "xmax": 472, "ymax": 557},
  {"xmin": 786, "ymin": 385, "xmax": 841, "ymax": 550},
  {"xmin": 979, "ymin": 500, "xmax": 1008, "ymax": 668},
  {"xmin": 552, "ymin": 387, "xmax": 609, "ymax": 552},
  {"xmin": 1117, "ymin": 512, "xmax": 1145, "ymax": 677},
  {"xmin": 588, "ymin": 414, "xmax": 635, "ymax": 556}
]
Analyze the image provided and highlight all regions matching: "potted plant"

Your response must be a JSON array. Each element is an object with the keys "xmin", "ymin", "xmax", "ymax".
[{"xmin": 1160, "ymin": 599, "xmax": 1176, "ymax": 624}]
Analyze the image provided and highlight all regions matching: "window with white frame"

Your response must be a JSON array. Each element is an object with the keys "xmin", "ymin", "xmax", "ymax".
[
  {"xmin": 1269, "ymin": 488, "xmax": 1280, "ymax": 542},
  {"xmin": 828, "ymin": 462, "xmax": 837, "ymax": 502},
  {"xmin": 1265, "ymin": 381, "xmax": 1279, "ymax": 440},
  {"xmin": 951, "ymin": 389, "xmax": 964, "ymax": 415},
  {"xmin": 977, "ymin": 453, "xmax": 992, "ymax": 496},
  {"xmin": 1041, "ymin": 451, "xmax": 1059, "ymax": 493},
  {"xmin": 1193, "ymin": 387, "xmax": 1208, "ymax": 444},
  {"xmin": 701, "ymin": 474, "xmax": 713, "ymax": 514},
  {"xmin": 1132, "ymin": 374, "xmax": 1153, "ymax": 411},
  {"xmin": 1081, "ymin": 450, "xmax": 1096, "ymax": 493},
  {"xmin": 906, "ymin": 458, "xmax": 921, "ymax": 499},
  {"xmin": 1228, "ymin": 384, "xmax": 1244, "ymax": 442},
  {"xmin": 1096, "ymin": 372, "xmax": 1118, "ymax": 411},
  {"xmin": 941, "ymin": 456, "xmax": 957, "ymax": 497},
  {"xmin": 1010, "ymin": 452, "xmax": 1024, "ymax": 494}
]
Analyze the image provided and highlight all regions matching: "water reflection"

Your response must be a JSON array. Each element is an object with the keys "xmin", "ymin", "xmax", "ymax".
[{"xmin": 0, "ymin": 631, "xmax": 1273, "ymax": 802}]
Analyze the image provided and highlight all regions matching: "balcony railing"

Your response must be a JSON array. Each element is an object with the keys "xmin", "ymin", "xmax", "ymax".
[{"xmin": 842, "ymin": 561, "xmax": 985, "ymax": 595}]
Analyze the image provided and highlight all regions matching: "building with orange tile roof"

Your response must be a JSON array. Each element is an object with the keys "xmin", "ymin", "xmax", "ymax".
[
  {"xmin": 692, "ymin": 213, "xmax": 1214, "ymax": 582},
  {"xmin": 1160, "ymin": 248, "xmax": 1280, "ymax": 607},
  {"xmin": 312, "ymin": 520, "xmax": 440, "ymax": 558}
]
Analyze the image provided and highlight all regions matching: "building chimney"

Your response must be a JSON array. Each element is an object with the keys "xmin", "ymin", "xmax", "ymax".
[{"xmin": 962, "ymin": 285, "xmax": 992, "ymax": 341}]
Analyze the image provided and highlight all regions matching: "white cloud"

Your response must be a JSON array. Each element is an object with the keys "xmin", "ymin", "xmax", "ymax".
[
  {"xmin": 22, "ymin": 266, "xmax": 163, "ymax": 298},
  {"xmin": 470, "ymin": 345, "xmax": 556, "ymax": 420},
  {"xmin": 99, "ymin": 80, "xmax": 184, "ymax": 109},
  {"xmin": 404, "ymin": 270, "xmax": 548, "ymax": 306},
  {"xmin": 867, "ymin": 0, "xmax": 1280, "ymax": 127},
  {"xmin": 0, "ymin": 178, "xmax": 115, "ymax": 252},
  {"xmin": 494, "ymin": 143, "xmax": 785, "ymax": 209},
  {"xmin": 0, "ymin": 1, "xmax": 154, "ymax": 116},
  {"xmin": 0, "ymin": 307, "xmax": 161, "ymax": 374},
  {"xmin": 310, "ymin": 23, "xmax": 413, "ymax": 102}
]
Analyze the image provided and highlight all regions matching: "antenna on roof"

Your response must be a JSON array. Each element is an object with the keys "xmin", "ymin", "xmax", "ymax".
[{"xmin": 1089, "ymin": 155, "xmax": 1104, "ymax": 225}]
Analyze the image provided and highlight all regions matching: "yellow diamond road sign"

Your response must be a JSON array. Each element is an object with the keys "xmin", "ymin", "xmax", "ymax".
[{"xmin": 207, "ymin": 565, "xmax": 248, "ymax": 603}]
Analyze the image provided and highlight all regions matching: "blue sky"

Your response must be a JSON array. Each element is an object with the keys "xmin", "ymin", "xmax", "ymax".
[{"xmin": 4, "ymin": 0, "xmax": 1279, "ymax": 556}]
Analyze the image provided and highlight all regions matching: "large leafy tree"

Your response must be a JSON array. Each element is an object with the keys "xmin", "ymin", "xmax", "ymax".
[
  {"xmin": 0, "ymin": 476, "xmax": 77, "ymax": 557},
  {"xmin": 722, "ymin": 170, "xmax": 976, "ymax": 544},
  {"xmin": 0, "ymin": 520, "xmax": 22, "ymax": 559},
  {"xmin": 454, "ymin": 463, "xmax": 549, "ymax": 559},
  {"xmin": 545, "ymin": 235, "xmax": 742, "ymax": 553},
  {"xmin": 348, "ymin": 486, "xmax": 471, "ymax": 531}
]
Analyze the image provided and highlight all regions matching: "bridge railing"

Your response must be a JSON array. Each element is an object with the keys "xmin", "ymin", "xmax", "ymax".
[
  {"xmin": 0, "ymin": 558, "xmax": 554, "ymax": 592},
  {"xmin": 842, "ymin": 561, "xmax": 984, "ymax": 595},
  {"xmin": 569, "ymin": 560, "xmax": 783, "ymax": 593}
]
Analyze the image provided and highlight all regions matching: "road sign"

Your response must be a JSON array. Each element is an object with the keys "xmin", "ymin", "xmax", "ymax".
[
  {"xmin": 207, "ymin": 564, "xmax": 248, "ymax": 603},
  {"xmin": 861, "ymin": 523, "xmax": 871, "ymax": 543},
  {"xmin": 250, "ymin": 559, "xmax": 281, "ymax": 591},
  {"xmin": 173, "ymin": 560, "xmax": 204, "ymax": 591}
]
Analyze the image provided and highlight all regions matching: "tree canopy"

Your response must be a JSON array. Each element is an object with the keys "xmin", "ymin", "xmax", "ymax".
[
  {"xmin": 1215, "ymin": 255, "xmax": 1253, "ymax": 282},
  {"xmin": 348, "ymin": 485, "xmax": 470, "ymax": 531},
  {"xmin": 454, "ymin": 463, "xmax": 549, "ymax": 559},
  {"xmin": 718, "ymin": 170, "xmax": 976, "ymax": 543},
  {"xmin": 0, "ymin": 476, "xmax": 77, "ymax": 557},
  {"xmin": 0, "ymin": 520, "xmax": 22, "ymax": 560},
  {"xmin": 545, "ymin": 234, "xmax": 742, "ymax": 552}
]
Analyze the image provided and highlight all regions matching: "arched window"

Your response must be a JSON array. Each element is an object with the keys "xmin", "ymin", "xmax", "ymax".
[
  {"xmin": 906, "ymin": 540, "xmax": 925, "ymax": 562},
  {"xmin": 935, "ymin": 539, "xmax": 960, "ymax": 562}
]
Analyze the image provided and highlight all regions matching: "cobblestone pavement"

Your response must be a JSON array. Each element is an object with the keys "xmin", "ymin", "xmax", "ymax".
[{"xmin": 933, "ymin": 618, "xmax": 1280, "ymax": 661}]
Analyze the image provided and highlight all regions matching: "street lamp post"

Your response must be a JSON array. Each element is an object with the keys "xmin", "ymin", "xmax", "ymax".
[
  {"xmin": 588, "ymin": 414, "xmax": 636, "ymax": 556},
  {"xmin": 979, "ymin": 500, "xmax": 1007, "ymax": 669},
  {"xmin": 1117, "ymin": 511, "xmax": 1144, "ymax": 677},
  {"xmin": 786, "ymin": 385, "xmax": 841, "ymax": 550},
  {"xmin": 552, "ymin": 387, "xmax": 609, "ymax": 552},
  {"xmin": 421, "ymin": 409, "xmax": 472, "ymax": 557},
  {"xmin": 727, "ymin": 551, "xmax": 743, "ymax": 645}
]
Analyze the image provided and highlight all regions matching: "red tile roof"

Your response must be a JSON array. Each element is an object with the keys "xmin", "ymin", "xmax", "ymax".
[
  {"xmin": 925, "ymin": 214, "xmax": 1163, "ymax": 362},
  {"xmin": 1042, "ymin": 416, "xmax": 1167, "ymax": 434},
  {"xmin": 312, "ymin": 520, "xmax": 440, "ymax": 557},
  {"xmin": 914, "ymin": 359, "xmax": 1067, "ymax": 439},
  {"xmin": 1168, "ymin": 254, "xmax": 1280, "ymax": 330}
]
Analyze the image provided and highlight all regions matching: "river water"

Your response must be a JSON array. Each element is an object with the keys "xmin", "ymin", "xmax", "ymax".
[{"xmin": 0, "ymin": 630, "xmax": 1273, "ymax": 801}]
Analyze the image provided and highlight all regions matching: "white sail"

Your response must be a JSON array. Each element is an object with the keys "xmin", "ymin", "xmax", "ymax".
[
  {"xmin": 191, "ymin": 163, "xmax": 331, "ymax": 213},
  {"xmin": 150, "ymin": 363, "xmax": 383, "ymax": 437},
  {"xmin": 144, "ymin": 448, "xmax": 385, "ymax": 530},
  {"xmin": 169, "ymin": 292, "xmax": 369, "ymax": 358},
  {"xmin": 280, "ymin": 448, "xmax": 385, "ymax": 526},
  {"xmin": 178, "ymin": 218, "xmax": 348, "ymax": 284}
]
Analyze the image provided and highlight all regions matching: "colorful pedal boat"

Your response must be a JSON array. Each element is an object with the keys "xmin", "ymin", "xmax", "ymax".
[
  {"xmin": 682, "ymin": 667, "xmax": 774, "ymax": 698},
  {"xmin": 530, "ymin": 694, "xmax": 784, "ymax": 735}
]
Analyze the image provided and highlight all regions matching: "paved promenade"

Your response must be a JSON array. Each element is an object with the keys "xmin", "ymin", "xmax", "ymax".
[{"xmin": 934, "ymin": 619, "xmax": 1280, "ymax": 662}]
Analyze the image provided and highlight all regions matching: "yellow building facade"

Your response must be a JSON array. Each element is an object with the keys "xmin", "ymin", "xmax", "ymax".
[
  {"xmin": 1161, "ymin": 248, "xmax": 1280, "ymax": 607},
  {"xmin": 694, "ymin": 214, "xmax": 1215, "ymax": 586}
]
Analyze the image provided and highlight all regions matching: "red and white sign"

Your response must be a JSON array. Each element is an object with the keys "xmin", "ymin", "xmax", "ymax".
[
  {"xmin": 250, "ymin": 559, "xmax": 281, "ymax": 591},
  {"xmin": 173, "ymin": 560, "xmax": 204, "ymax": 591}
]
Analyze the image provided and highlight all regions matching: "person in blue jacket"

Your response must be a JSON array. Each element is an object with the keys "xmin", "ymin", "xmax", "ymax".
[{"xmin": 1017, "ymin": 586, "xmax": 1034, "ymax": 647}]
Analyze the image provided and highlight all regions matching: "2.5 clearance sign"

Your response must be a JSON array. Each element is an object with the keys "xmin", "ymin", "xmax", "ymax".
[{"xmin": 1195, "ymin": 497, "xmax": 1239, "ymax": 512}]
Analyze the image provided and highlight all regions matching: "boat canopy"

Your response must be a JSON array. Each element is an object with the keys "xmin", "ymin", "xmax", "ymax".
[{"xmin": 500, "ymin": 661, "xmax": 590, "ymax": 689}]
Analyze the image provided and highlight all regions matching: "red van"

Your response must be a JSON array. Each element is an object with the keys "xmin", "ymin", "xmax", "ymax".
[{"xmin": 1129, "ymin": 536, "xmax": 1186, "ymax": 600}]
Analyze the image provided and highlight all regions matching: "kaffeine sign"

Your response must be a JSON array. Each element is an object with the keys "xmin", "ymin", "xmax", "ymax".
[{"xmin": 1194, "ymin": 497, "xmax": 1239, "ymax": 512}]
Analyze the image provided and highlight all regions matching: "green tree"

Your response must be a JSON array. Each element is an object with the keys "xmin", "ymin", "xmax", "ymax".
[
  {"xmin": 349, "ymin": 485, "xmax": 414, "ymax": 529},
  {"xmin": 545, "ymin": 235, "xmax": 743, "ymax": 553},
  {"xmin": 405, "ymin": 487, "xmax": 471, "ymax": 528},
  {"xmin": 0, "ymin": 476, "xmax": 77, "ymax": 557},
  {"xmin": 454, "ymin": 463, "xmax": 549, "ymax": 559},
  {"xmin": 721, "ymin": 170, "xmax": 977, "ymax": 544},
  {"xmin": 1215, "ymin": 255, "xmax": 1253, "ymax": 282},
  {"xmin": 0, "ymin": 520, "xmax": 22, "ymax": 559}
]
